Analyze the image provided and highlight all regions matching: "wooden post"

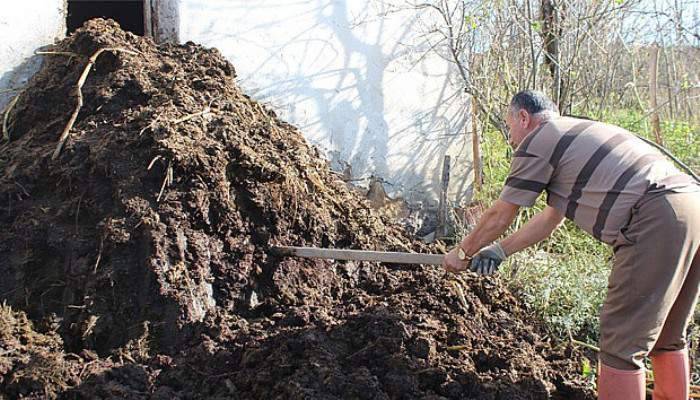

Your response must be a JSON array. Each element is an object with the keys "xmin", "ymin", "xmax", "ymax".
[
  {"xmin": 143, "ymin": 0, "xmax": 153, "ymax": 38},
  {"xmin": 471, "ymin": 96, "xmax": 481, "ymax": 192},
  {"xmin": 648, "ymin": 43, "xmax": 663, "ymax": 145},
  {"xmin": 435, "ymin": 155, "xmax": 451, "ymax": 239}
]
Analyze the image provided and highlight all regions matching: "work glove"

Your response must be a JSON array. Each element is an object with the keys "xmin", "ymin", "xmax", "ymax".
[{"xmin": 470, "ymin": 242, "xmax": 507, "ymax": 275}]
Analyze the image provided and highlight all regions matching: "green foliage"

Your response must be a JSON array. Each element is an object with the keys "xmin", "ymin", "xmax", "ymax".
[
  {"xmin": 603, "ymin": 110, "xmax": 700, "ymax": 172},
  {"xmin": 581, "ymin": 358, "xmax": 596, "ymax": 385}
]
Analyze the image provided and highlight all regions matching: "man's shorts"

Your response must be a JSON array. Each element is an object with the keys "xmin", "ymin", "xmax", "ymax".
[{"xmin": 599, "ymin": 190, "xmax": 700, "ymax": 370}]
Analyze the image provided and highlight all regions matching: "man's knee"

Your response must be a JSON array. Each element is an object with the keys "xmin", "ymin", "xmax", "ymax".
[
  {"xmin": 599, "ymin": 349, "xmax": 645, "ymax": 370},
  {"xmin": 599, "ymin": 316, "xmax": 652, "ymax": 370},
  {"xmin": 652, "ymin": 338, "xmax": 687, "ymax": 355}
]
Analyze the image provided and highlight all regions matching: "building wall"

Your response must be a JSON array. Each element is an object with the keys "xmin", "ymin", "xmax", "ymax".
[
  {"xmin": 0, "ymin": 0, "xmax": 474, "ymax": 207},
  {"xmin": 172, "ymin": 0, "xmax": 473, "ymax": 206},
  {"xmin": 0, "ymin": 1, "xmax": 67, "ymax": 110}
]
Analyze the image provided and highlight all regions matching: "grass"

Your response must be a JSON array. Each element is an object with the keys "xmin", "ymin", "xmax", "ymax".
[{"xmin": 469, "ymin": 110, "xmax": 700, "ymax": 349}]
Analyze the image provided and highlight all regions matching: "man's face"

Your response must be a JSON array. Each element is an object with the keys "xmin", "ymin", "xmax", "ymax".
[{"xmin": 505, "ymin": 108, "xmax": 529, "ymax": 149}]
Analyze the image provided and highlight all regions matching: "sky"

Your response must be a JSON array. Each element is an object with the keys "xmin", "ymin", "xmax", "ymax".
[{"xmin": 623, "ymin": 0, "xmax": 700, "ymax": 44}]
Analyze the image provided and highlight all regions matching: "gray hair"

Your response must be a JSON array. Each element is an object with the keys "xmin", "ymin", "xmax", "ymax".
[{"xmin": 509, "ymin": 90, "xmax": 559, "ymax": 119}]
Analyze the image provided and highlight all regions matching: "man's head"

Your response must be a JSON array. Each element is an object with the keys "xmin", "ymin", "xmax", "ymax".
[{"xmin": 506, "ymin": 90, "xmax": 559, "ymax": 149}]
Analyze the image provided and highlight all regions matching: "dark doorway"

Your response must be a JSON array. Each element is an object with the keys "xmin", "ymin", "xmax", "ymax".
[{"xmin": 67, "ymin": 1, "xmax": 145, "ymax": 36}]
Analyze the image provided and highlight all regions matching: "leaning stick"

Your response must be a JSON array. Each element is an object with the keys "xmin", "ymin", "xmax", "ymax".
[
  {"xmin": 635, "ymin": 134, "xmax": 700, "ymax": 183},
  {"xmin": 52, "ymin": 47, "xmax": 138, "ymax": 160}
]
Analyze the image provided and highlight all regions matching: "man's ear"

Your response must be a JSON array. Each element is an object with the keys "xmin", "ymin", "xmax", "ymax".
[{"xmin": 518, "ymin": 109, "xmax": 530, "ymax": 128}]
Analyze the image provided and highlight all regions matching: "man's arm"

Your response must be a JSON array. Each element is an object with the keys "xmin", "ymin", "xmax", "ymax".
[
  {"xmin": 443, "ymin": 199, "xmax": 519, "ymax": 273},
  {"xmin": 500, "ymin": 205, "xmax": 564, "ymax": 256},
  {"xmin": 443, "ymin": 202, "xmax": 564, "ymax": 273},
  {"xmin": 459, "ymin": 199, "xmax": 521, "ymax": 256}
]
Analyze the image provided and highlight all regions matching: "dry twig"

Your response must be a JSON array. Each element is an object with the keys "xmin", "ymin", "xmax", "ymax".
[
  {"xmin": 35, "ymin": 50, "xmax": 83, "ymax": 67},
  {"xmin": 35, "ymin": 50, "xmax": 81, "ymax": 58},
  {"xmin": 52, "ymin": 47, "xmax": 138, "ymax": 160},
  {"xmin": 450, "ymin": 279, "xmax": 470, "ymax": 313},
  {"xmin": 571, "ymin": 338, "xmax": 600, "ymax": 352},
  {"xmin": 139, "ymin": 98, "xmax": 216, "ymax": 136},
  {"xmin": 172, "ymin": 106, "xmax": 212, "ymax": 124},
  {"xmin": 157, "ymin": 159, "xmax": 173, "ymax": 202},
  {"xmin": 93, "ymin": 237, "xmax": 104, "ymax": 273},
  {"xmin": 147, "ymin": 155, "xmax": 162, "ymax": 170},
  {"xmin": 2, "ymin": 92, "xmax": 21, "ymax": 141}
]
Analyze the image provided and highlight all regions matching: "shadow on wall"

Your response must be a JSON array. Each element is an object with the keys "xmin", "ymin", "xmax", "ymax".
[
  {"xmin": 1, "ymin": 0, "xmax": 182, "ymax": 109},
  {"xmin": 1, "ymin": 0, "xmax": 472, "ymax": 205},
  {"xmin": 389, "ymin": 87, "xmax": 472, "ymax": 205},
  {"xmin": 0, "ymin": 52, "xmax": 47, "ymax": 112},
  {"xmin": 195, "ymin": 0, "xmax": 471, "ymax": 205}
]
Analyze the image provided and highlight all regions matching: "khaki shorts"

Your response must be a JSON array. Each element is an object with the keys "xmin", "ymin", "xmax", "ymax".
[{"xmin": 599, "ymin": 191, "xmax": 700, "ymax": 370}]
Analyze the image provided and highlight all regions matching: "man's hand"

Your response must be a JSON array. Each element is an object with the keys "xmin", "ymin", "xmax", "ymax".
[
  {"xmin": 470, "ymin": 242, "xmax": 507, "ymax": 275},
  {"xmin": 442, "ymin": 246, "xmax": 470, "ymax": 274}
]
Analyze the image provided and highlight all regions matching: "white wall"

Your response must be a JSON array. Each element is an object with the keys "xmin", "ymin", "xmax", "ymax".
[
  {"xmin": 174, "ymin": 0, "xmax": 473, "ymax": 206},
  {"xmin": 0, "ymin": 0, "xmax": 474, "ymax": 207},
  {"xmin": 0, "ymin": 1, "xmax": 66, "ymax": 110}
]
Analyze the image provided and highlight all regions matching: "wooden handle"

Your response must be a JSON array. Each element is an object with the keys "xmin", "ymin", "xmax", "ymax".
[{"xmin": 271, "ymin": 246, "xmax": 444, "ymax": 265}]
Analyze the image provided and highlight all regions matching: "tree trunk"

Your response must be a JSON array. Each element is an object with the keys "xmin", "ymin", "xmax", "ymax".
[
  {"xmin": 435, "ymin": 155, "xmax": 451, "ymax": 240},
  {"xmin": 471, "ymin": 96, "xmax": 481, "ymax": 193},
  {"xmin": 648, "ymin": 43, "xmax": 663, "ymax": 145},
  {"xmin": 541, "ymin": 0, "xmax": 563, "ymax": 107}
]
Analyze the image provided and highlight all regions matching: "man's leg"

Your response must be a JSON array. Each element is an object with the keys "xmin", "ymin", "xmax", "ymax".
[
  {"xmin": 650, "ymin": 247, "xmax": 700, "ymax": 400},
  {"xmin": 649, "ymin": 193, "xmax": 700, "ymax": 400},
  {"xmin": 598, "ymin": 192, "xmax": 700, "ymax": 399}
]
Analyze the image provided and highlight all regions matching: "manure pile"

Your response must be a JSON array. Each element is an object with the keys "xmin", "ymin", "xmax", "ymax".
[{"xmin": 0, "ymin": 19, "xmax": 593, "ymax": 400}]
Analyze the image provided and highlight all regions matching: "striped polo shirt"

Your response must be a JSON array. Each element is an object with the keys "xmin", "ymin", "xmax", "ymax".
[{"xmin": 500, "ymin": 116, "xmax": 699, "ymax": 244}]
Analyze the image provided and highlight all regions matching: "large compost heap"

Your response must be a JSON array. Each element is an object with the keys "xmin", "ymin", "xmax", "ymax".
[{"xmin": 0, "ymin": 20, "xmax": 594, "ymax": 399}]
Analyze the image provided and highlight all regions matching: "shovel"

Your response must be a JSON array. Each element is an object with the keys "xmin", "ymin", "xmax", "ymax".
[{"xmin": 271, "ymin": 246, "xmax": 444, "ymax": 265}]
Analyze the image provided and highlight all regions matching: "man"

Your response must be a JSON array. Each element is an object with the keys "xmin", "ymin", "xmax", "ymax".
[{"xmin": 443, "ymin": 90, "xmax": 700, "ymax": 399}]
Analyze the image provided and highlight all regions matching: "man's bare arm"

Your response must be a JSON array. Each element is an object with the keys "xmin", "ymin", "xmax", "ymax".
[
  {"xmin": 459, "ymin": 199, "xmax": 520, "ymax": 256},
  {"xmin": 500, "ymin": 206, "xmax": 565, "ymax": 256}
]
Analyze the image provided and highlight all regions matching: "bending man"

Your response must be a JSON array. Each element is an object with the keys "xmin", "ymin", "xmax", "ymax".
[{"xmin": 443, "ymin": 90, "xmax": 700, "ymax": 399}]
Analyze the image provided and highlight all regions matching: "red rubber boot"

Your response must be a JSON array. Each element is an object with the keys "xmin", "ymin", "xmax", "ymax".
[
  {"xmin": 598, "ymin": 362, "xmax": 645, "ymax": 400},
  {"xmin": 651, "ymin": 349, "xmax": 689, "ymax": 400}
]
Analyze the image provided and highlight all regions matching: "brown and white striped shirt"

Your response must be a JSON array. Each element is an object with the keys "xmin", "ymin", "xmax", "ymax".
[{"xmin": 500, "ymin": 116, "xmax": 699, "ymax": 244}]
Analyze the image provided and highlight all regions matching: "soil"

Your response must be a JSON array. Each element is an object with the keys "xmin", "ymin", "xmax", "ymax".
[{"xmin": 0, "ymin": 19, "xmax": 595, "ymax": 399}]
